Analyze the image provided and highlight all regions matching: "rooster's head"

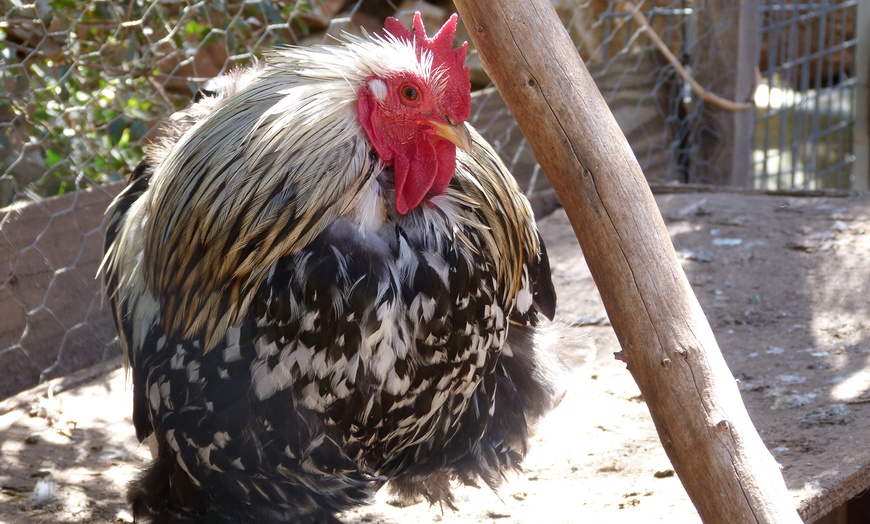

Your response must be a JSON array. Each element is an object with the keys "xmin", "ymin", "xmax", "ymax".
[{"xmin": 357, "ymin": 13, "xmax": 472, "ymax": 215}]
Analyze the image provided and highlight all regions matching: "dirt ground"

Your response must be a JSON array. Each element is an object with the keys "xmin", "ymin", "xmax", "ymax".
[{"xmin": 1, "ymin": 191, "xmax": 869, "ymax": 523}]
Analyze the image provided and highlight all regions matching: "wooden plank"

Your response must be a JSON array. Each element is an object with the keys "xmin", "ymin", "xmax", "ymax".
[
  {"xmin": 0, "ymin": 182, "xmax": 123, "ymax": 399},
  {"xmin": 689, "ymin": 0, "xmax": 760, "ymax": 186}
]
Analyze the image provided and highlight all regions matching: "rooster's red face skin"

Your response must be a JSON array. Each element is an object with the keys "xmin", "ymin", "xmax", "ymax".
[{"xmin": 357, "ymin": 72, "xmax": 465, "ymax": 215}]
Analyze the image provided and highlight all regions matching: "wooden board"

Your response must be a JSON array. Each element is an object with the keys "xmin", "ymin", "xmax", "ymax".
[
  {"xmin": 0, "ymin": 183, "xmax": 123, "ymax": 399},
  {"xmin": 1, "ymin": 191, "xmax": 869, "ymax": 523}
]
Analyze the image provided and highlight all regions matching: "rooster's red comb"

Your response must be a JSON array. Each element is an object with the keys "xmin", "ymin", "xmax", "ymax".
[
  {"xmin": 384, "ymin": 13, "xmax": 467, "ymax": 68},
  {"xmin": 383, "ymin": 13, "xmax": 471, "ymax": 120}
]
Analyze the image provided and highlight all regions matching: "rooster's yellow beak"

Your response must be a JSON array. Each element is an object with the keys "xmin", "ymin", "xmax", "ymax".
[{"xmin": 431, "ymin": 119, "xmax": 473, "ymax": 154}]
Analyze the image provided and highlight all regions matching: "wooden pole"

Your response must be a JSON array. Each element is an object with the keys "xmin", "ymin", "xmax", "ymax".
[
  {"xmin": 689, "ymin": 0, "xmax": 760, "ymax": 186},
  {"xmin": 855, "ymin": 0, "xmax": 870, "ymax": 191},
  {"xmin": 452, "ymin": 1, "xmax": 802, "ymax": 522}
]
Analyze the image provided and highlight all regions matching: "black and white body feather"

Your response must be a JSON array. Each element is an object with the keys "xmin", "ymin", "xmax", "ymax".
[{"xmin": 103, "ymin": 28, "xmax": 558, "ymax": 523}]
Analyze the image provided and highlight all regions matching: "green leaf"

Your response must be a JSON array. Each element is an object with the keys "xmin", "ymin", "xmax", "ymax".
[
  {"xmin": 295, "ymin": 17, "xmax": 310, "ymax": 37},
  {"xmin": 129, "ymin": 119, "xmax": 148, "ymax": 141},
  {"xmin": 185, "ymin": 21, "xmax": 205, "ymax": 38},
  {"xmin": 46, "ymin": 150, "xmax": 62, "ymax": 167},
  {"xmin": 118, "ymin": 127, "xmax": 130, "ymax": 148},
  {"xmin": 107, "ymin": 116, "xmax": 128, "ymax": 144},
  {"xmin": 34, "ymin": 108, "xmax": 50, "ymax": 122},
  {"xmin": 261, "ymin": 1, "xmax": 283, "ymax": 24},
  {"xmin": 15, "ymin": 75, "xmax": 29, "ymax": 93},
  {"xmin": 50, "ymin": 0, "xmax": 77, "ymax": 9}
]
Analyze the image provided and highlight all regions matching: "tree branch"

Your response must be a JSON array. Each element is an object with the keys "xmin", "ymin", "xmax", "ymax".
[
  {"xmin": 453, "ymin": 1, "xmax": 802, "ymax": 521},
  {"xmin": 619, "ymin": 1, "xmax": 754, "ymax": 112}
]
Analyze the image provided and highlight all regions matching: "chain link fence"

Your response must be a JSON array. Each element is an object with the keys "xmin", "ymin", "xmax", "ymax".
[{"xmin": 0, "ymin": 0, "xmax": 862, "ymax": 400}]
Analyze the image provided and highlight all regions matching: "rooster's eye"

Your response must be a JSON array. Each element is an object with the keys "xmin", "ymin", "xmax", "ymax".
[{"xmin": 401, "ymin": 85, "xmax": 419, "ymax": 102}]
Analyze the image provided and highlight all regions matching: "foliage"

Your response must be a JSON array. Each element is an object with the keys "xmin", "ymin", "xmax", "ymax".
[{"xmin": 0, "ymin": 0, "xmax": 312, "ymax": 206}]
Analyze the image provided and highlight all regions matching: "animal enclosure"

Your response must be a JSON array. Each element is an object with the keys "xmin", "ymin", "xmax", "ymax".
[
  {"xmin": 2, "ymin": 0, "xmax": 865, "ymax": 399},
  {"xmin": 1, "ymin": 0, "xmax": 869, "ymax": 522}
]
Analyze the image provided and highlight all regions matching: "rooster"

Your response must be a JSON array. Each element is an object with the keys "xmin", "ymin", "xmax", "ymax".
[{"xmin": 103, "ymin": 13, "xmax": 558, "ymax": 523}]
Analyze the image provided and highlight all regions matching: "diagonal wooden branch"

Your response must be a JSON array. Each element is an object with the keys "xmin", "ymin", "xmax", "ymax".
[
  {"xmin": 619, "ymin": 0, "xmax": 754, "ymax": 112},
  {"xmin": 452, "ymin": 1, "xmax": 802, "ymax": 522}
]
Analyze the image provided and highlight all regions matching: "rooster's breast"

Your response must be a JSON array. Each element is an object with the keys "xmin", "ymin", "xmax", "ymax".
[{"xmin": 143, "ymin": 210, "xmax": 507, "ymax": 491}]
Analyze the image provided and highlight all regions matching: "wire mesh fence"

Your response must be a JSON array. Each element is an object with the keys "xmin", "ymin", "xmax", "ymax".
[
  {"xmin": 754, "ymin": 0, "xmax": 858, "ymax": 190},
  {"xmin": 0, "ymin": 0, "xmax": 862, "ymax": 400}
]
